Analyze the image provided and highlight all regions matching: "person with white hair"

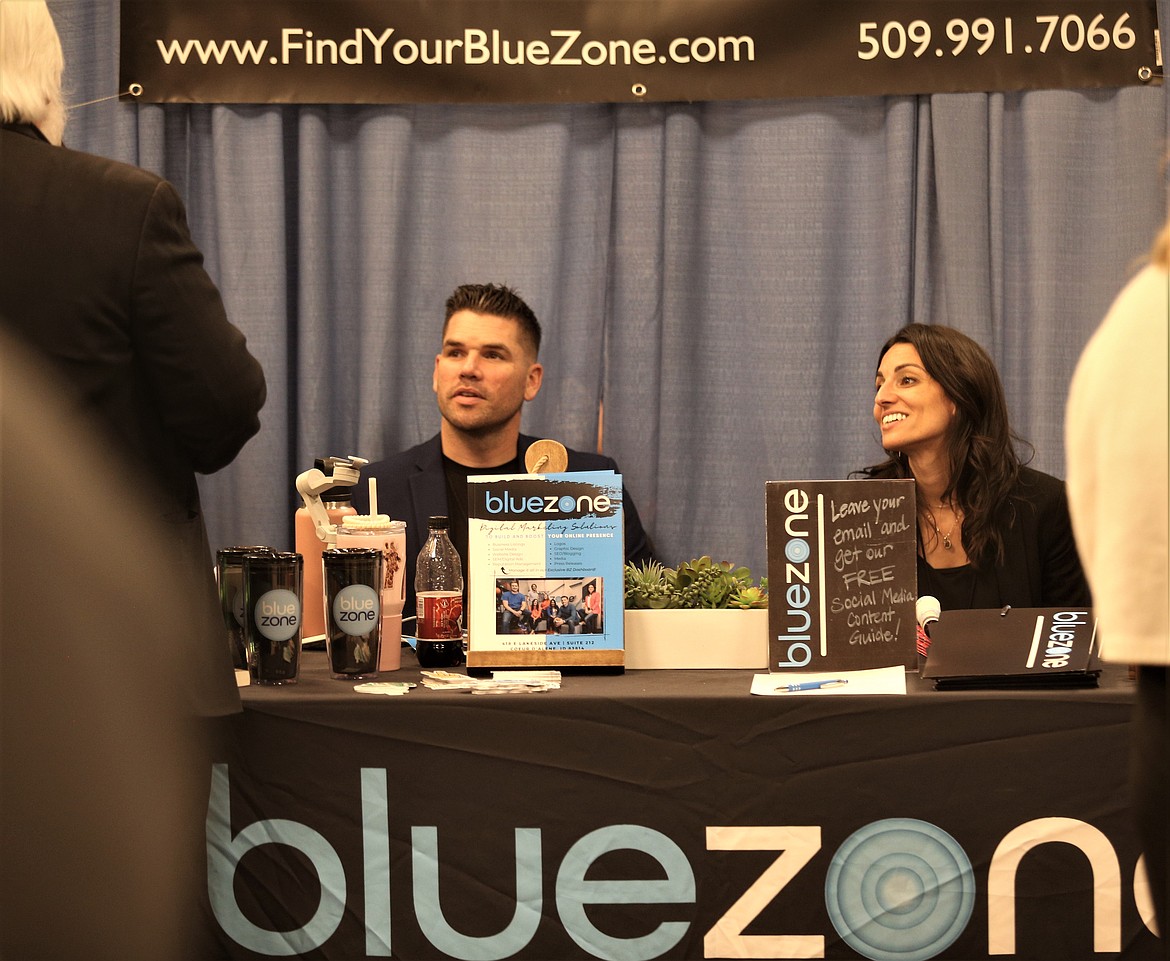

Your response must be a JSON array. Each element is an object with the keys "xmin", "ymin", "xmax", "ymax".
[
  {"xmin": 0, "ymin": 0, "xmax": 67, "ymax": 145},
  {"xmin": 0, "ymin": 0, "xmax": 267, "ymax": 718}
]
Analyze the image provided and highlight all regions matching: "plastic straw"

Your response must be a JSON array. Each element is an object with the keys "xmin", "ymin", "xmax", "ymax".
[{"xmin": 369, "ymin": 477, "xmax": 378, "ymax": 517}]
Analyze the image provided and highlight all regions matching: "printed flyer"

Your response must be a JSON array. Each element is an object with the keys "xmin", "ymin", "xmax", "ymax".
[{"xmin": 465, "ymin": 471, "xmax": 625, "ymax": 670}]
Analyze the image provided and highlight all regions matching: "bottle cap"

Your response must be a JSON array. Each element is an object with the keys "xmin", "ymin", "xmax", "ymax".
[
  {"xmin": 341, "ymin": 514, "xmax": 393, "ymax": 531},
  {"xmin": 428, "ymin": 515, "xmax": 449, "ymax": 529}
]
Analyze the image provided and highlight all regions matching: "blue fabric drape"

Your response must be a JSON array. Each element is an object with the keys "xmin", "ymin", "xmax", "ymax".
[{"xmin": 51, "ymin": 1, "xmax": 1168, "ymax": 579}]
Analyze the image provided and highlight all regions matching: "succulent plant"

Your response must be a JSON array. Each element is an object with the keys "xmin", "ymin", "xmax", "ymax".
[
  {"xmin": 728, "ymin": 583, "xmax": 768, "ymax": 610},
  {"xmin": 624, "ymin": 557, "xmax": 767, "ymax": 610},
  {"xmin": 624, "ymin": 560, "xmax": 678, "ymax": 609}
]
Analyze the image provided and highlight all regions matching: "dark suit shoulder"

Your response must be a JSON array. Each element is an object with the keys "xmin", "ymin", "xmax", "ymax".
[
  {"xmin": 1, "ymin": 131, "xmax": 171, "ymax": 243},
  {"xmin": 2, "ymin": 129, "xmax": 160, "ymax": 192},
  {"xmin": 1013, "ymin": 466, "xmax": 1068, "ymax": 509},
  {"xmin": 58, "ymin": 141, "xmax": 164, "ymax": 195},
  {"xmin": 561, "ymin": 444, "xmax": 617, "ymax": 470},
  {"xmin": 365, "ymin": 435, "xmax": 442, "ymax": 476},
  {"xmin": 565, "ymin": 448, "xmax": 619, "ymax": 472}
]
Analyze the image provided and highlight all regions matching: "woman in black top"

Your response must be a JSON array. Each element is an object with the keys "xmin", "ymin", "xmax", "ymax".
[{"xmin": 856, "ymin": 323, "xmax": 1090, "ymax": 611}]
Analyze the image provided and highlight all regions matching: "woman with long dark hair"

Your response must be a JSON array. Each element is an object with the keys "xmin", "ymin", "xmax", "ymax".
[{"xmin": 856, "ymin": 323, "xmax": 1090, "ymax": 610}]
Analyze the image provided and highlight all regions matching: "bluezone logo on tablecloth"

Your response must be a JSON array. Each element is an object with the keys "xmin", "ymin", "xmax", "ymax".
[
  {"xmin": 825, "ymin": 819, "xmax": 975, "ymax": 961},
  {"xmin": 206, "ymin": 766, "xmax": 1157, "ymax": 959}
]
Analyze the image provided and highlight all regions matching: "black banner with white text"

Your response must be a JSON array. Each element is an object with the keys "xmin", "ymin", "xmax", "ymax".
[{"xmin": 118, "ymin": 0, "xmax": 1162, "ymax": 104}]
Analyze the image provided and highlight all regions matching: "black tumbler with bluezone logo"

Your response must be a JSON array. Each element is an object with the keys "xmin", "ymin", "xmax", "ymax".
[
  {"xmin": 216, "ymin": 546, "xmax": 276, "ymax": 670},
  {"xmin": 322, "ymin": 547, "xmax": 383, "ymax": 680},
  {"xmin": 243, "ymin": 551, "xmax": 304, "ymax": 685}
]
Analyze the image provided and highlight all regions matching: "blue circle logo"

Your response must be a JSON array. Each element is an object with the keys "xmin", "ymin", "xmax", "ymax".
[
  {"xmin": 558, "ymin": 494, "xmax": 576, "ymax": 512},
  {"xmin": 253, "ymin": 589, "xmax": 301, "ymax": 642},
  {"xmin": 825, "ymin": 818, "xmax": 975, "ymax": 961},
  {"xmin": 785, "ymin": 538, "xmax": 810, "ymax": 563},
  {"xmin": 332, "ymin": 584, "xmax": 380, "ymax": 636}
]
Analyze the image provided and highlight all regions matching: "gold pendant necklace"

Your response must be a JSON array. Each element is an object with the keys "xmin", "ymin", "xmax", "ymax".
[{"xmin": 926, "ymin": 506, "xmax": 958, "ymax": 551}]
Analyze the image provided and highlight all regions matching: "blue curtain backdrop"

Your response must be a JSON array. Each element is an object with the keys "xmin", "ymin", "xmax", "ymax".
[{"xmin": 51, "ymin": 1, "xmax": 1168, "ymax": 580}]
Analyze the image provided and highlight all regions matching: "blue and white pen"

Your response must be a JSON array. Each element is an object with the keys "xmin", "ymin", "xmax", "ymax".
[{"xmin": 778, "ymin": 678, "xmax": 848, "ymax": 692}]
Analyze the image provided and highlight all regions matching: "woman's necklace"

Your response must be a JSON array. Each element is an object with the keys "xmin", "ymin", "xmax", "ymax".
[{"xmin": 924, "ymin": 504, "xmax": 960, "ymax": 551}]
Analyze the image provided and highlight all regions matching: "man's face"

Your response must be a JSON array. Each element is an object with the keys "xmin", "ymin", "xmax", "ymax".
[{"xmin": 433, "ymin": 311, "xmax": 543, "ymax": 438}]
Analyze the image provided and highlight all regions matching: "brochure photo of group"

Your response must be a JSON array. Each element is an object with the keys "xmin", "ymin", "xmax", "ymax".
[{"xmin": 495, "ymin": 578, "xmax": 603, "ymax": 635}]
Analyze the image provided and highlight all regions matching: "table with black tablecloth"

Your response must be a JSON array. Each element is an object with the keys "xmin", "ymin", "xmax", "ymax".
[{"xmin": 207, "ymin": 651, "xmax": 1161, "ymax": 959}]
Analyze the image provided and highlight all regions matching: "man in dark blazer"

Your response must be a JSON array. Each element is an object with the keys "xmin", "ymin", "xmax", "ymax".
[
  {"xmin": 0, "ymin": 1, "xmax": 267, "ymax": 716},
  {"xmin": 362, "ymin": 283, "xmax": 654, "ymax": 618}
]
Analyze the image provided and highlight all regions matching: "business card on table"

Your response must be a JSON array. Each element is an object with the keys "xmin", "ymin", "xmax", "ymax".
[
  {"xmin": 419, "ymin": 669, "xmax": 561, "ymax": 694},
  {"xmin": 353, "ymin": 681, "xmax": 416, "ymax": 696},
  {"xmin": 750, "ymin": 665, "xmax": 907, "ymax": 696}
]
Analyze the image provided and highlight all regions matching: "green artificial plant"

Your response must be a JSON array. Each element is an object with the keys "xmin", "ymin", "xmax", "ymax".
[{"xmin": 624, "ymin": 556, "xmax": 768, "ymax": 610}]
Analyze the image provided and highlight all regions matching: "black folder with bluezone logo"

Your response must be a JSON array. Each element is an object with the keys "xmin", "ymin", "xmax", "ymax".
[{"xmin": 922, "ymin": 607, "xmax": 1100, "ymax": 689}]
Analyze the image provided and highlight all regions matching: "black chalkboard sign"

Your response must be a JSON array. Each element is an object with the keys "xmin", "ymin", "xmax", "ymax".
[{"xmin": 765, "ymin": 479, "xmax": 918, "ymax": 672}]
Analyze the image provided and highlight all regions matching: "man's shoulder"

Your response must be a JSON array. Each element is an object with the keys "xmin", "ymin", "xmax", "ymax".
[
  {"xmin": 365, "ymin": 433, "xmax": 621, "ymax": 477},
  {"xmin": 3, "ymin": 130, "xmax": 163, "ymax": 195},
  {"xmin": 2, "ymin": 130, "xmax": 176, "ymax": 240},
  {"xmin": 365, "ymin": 435, "xmax": 442, "ymax": 476},
  {"xmin": 566, "ymin": 447, "xmax": 618, "ymax": 471},
  {"xmin": 63, "ymin": 146, "xmax": 163, "ymax": 193}
]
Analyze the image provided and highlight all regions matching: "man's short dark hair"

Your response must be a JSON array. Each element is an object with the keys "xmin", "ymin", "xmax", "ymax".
[{"xmin": 444, "ymin": 283, "xmax": 542, "ymax": 357}]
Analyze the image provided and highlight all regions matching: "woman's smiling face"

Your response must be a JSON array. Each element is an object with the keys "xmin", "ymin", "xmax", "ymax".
[{"xmin": 873, "ymin": 342, "xmax": 957, "ymax": 458}]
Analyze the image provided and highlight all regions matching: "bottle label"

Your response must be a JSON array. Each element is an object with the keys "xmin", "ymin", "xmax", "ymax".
[{"xmin": 416, "ymin": 591, "xmax": 463, "ymax": 639}]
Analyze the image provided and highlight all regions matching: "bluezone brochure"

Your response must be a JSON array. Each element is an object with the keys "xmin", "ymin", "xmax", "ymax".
[{"xmin": 466, "ymin": 471, "xmax": 625, "ymax": 671}]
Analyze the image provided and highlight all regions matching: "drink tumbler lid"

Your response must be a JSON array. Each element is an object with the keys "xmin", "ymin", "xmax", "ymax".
[
  {"xmin": 244, "ymin": 550, "xmax": 302, "ymax": 570},
  {"xmin": 341, "ymin": 513, "xmax": 393, "ymax": 530},
  {"xmin": 217, "ymin": 545, "xmax": 277, "ymax": 560},
  {"xmin": 323, "ymin": 546, "xmax": 382, "ymax": 559}
]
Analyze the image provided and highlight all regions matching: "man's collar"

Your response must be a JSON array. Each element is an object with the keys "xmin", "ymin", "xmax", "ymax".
[
  {"xmin": 438, "ymin": 426, "xmax": 528, "ymax": 470},
  {"xmin": 0, "ymin": 122, "xmax": 51, "ymax": 144}
]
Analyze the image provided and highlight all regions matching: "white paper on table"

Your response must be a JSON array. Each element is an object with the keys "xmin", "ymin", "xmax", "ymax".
[{"xmin": 750, "ymin": 665, "xmax": 907, "ymax": 696}]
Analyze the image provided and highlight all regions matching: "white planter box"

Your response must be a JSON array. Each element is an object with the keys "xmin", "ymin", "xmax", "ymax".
[{"xmin": 623, "ymin": 608, "xmax": 769, "ymax": 670}]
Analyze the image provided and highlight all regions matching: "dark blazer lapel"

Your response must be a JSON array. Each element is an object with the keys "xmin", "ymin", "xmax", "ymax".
[
  {"xmin": 406, "ymin": 434, "xmax": 449, "ymax": 532},
  {"xmin": 992, "ymin": 505, "xmax": 1036, "ymax": 608}
]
